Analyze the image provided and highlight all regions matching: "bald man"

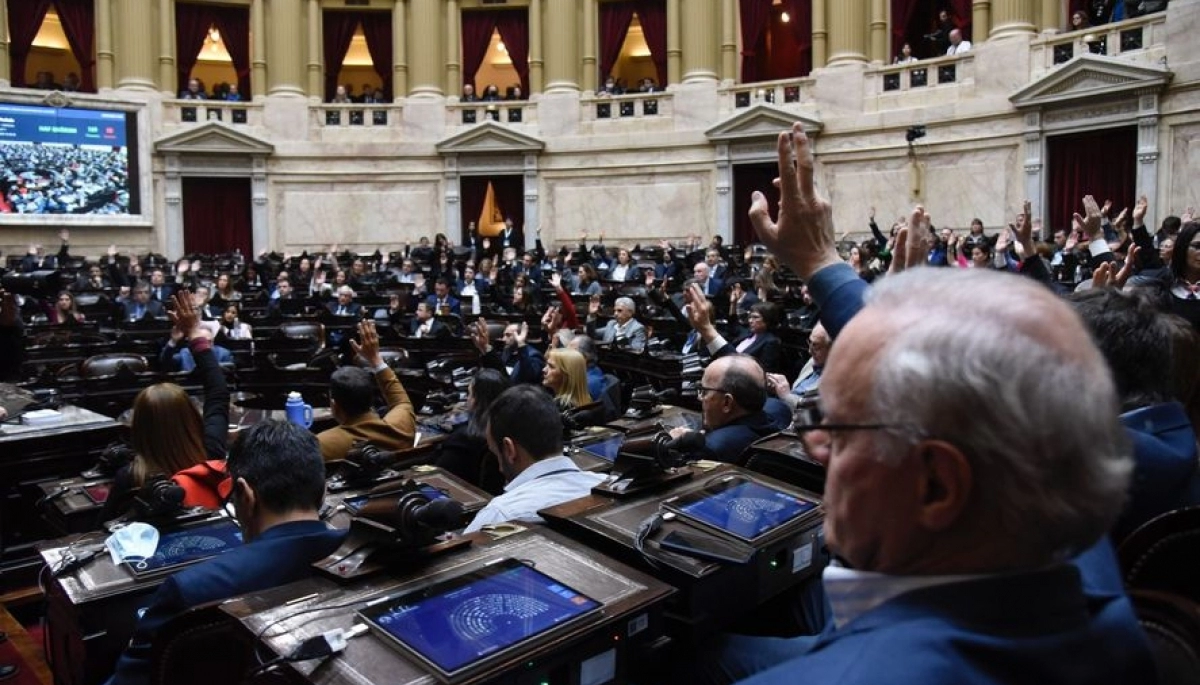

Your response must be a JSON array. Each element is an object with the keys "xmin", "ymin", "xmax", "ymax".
[{"xmin": 669, "ymin": 354, "xmax": 782, "ymax": 463}]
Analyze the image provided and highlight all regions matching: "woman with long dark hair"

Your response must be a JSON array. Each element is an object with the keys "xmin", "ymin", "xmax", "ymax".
[
  {"xmin": 101, "ymin": 293, "xmax": 230, "ymax": 518},
  {"xmin": 434, "ymin": 368, "xmax": 510, "ymax": 494}
]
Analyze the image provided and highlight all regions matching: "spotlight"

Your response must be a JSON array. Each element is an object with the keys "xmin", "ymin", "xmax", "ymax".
[{"xmin": 905, "ymin": 125, "xmax": 926, "ymax": 143}]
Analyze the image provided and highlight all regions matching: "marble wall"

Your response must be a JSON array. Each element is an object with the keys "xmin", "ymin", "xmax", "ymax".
[{"xmin": 276, "ymin": 181, "xmax": 442, "ymax": 253}]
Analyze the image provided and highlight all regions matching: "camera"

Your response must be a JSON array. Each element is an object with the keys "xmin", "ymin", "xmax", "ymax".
[{"xmin": 905, "ymin": 125, "xmax": 927, "ymax": 143}]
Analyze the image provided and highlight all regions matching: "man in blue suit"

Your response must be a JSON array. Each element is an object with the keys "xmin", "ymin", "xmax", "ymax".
[
  {"xmin": 692, "ymin": 123, "xmax": 1153, "ymax": 685},
  {"xmin": 105, "ymin": 421, "xmax": 346, "ymax": 685},
  {"xmin": 425, "ymin": 277, "xmax": 462, "ymax": 316}
]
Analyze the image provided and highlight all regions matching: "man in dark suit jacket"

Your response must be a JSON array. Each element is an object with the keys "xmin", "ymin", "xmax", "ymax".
[
  {"xmin": 424, "ymin": 278, "xmax": 462, "ymax": 316},
  {"xmin": 104, "ymin": 420, "xmax": 346, "ymax": 685},
  {"xmin": 471, "ymin": 320, "xmax": 544, "ymax": 386},
  {"xmin": 121, "ymin": 283, "xmax": 166, "ymax": 322},
  {"xmin": 692, "ymin": 261, "xmax": 724, "ymax": 299},
  {"xmin": 147, "ymin": 269, "xmax": 176, "ymax": 303},
  {"xmin": 327, "ymin": 286, "xmax": 364, "ymax": 318},
  {"xmin": 409, "ymin": 302, "xmax": 450, "ymax": 338}
]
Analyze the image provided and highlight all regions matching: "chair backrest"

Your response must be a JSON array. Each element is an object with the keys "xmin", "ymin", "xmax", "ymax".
[
  {"xmin": 80, "ymin": 353, "xmax": 149, "ymax": 378},
  {"xmin": 1129, "ymin": 590, "xmax": 1200, "ymax": 685},
  {"xmin": 1119, "ymin": 505, "xmax": 1200, "ymax": 603},
  {"xmin": 277, "ymin": 321, "xmax": 326, "ymax": 349},
  {"xmin": 149, "ymin": 603, "xmax": 255, "ymax": 685},
  {"xmin": 600, "ymin": 373, "xmax": 622, "ymax": 421}
]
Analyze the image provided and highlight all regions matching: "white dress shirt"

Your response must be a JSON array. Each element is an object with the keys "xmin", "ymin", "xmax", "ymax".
[{"xmin": 463, "ymin": 456, "xmax": 606, "ymax": 533}]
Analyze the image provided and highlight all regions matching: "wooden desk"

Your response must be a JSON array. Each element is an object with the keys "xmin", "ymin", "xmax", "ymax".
[
  {"xmin": 221, "ymin": 526, "xmax": 675, "ymax": 685},
  {"xmin": 0, "ymin": 406, "xmax": 122, "ymax": 592}
]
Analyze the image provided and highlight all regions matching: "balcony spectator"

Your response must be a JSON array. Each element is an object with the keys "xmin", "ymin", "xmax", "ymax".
[
  {"xmin": 600, "ymin": 76, "xmax": 623, "ymax": 95},
  {"xmin": 330, "ymin": 84, "xmax": 352, "ymax": 103},
  {"xmin": 180, "ymin": 77, "xmax": 207, "ymax": 100},
  {"xmin": 481, "ymin": 84, "xmax": 502, "ymax": 101},
  {"xmin": 461, "ymin": 83, "xmax": 479, "ymax": 102},
  {"xmin": 224, "ymin": 83, "xmax": 243, "ymax": 101},
  {"xmin": 894, "ymin": 42, "xmax": 918, "ymax": 64},
  {"xmin": 63, "ymin": 72, "xmax": 81, "ymax": 92},
  {"xmin": 946, "ymin": 28, "xmax": 972, "ymax": 56},
  {"xmin": 506, "ymin": 84, "xmax": 524, "ymax": 101}
]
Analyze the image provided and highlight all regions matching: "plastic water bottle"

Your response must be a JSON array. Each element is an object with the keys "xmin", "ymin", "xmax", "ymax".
[{"xmin": 284, "ymin": 391, "xmax": 313, "ymax": 428}]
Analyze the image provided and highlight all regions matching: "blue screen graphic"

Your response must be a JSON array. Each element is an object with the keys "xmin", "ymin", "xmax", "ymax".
[
  {"xmin": 127, "ymin": 519, "xmax": 244, "ymax": 574},
  {"xmin": 362, "ymin": 561, "xmax": 601, "ymax": 674},
  {"xmin": 678, "ymin": 480, "xmax": 815, "ymax": 540}
]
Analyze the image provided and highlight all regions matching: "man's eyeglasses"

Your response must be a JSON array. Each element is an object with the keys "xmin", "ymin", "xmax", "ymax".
[
  {"xmin": 697, "ymin": 385, "xmax": 728, "ymax": 399},
  {"xmin": 792, "ymin": 422, "xmax": 908, "ymax": 453}
]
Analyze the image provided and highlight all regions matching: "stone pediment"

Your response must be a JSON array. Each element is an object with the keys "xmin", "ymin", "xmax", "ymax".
[
  {"xmin": 705, "ymin": 104, "xmax": 823, "ymax": 143},
  {"xmin": 155, "ymin": 122, "xmax": 274, "ymax": 155},
  {"xmin": 1010, "ymin": 54, "xmax": 1171, "ymax": 110},
  {"xmin": 436, "ymin": 120, "xmax": 545, "ymax": 155}
]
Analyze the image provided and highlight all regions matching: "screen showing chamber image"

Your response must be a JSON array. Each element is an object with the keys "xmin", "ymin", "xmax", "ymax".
[
  {"xmin": 360, "ymin": 559, "xmax": 602, "ymax": 677},
  {"xmin": 0, "ymin": 102, "xmax": 140, "ymax": 215},
  {"xmin": 674, "ymin": 479, "xmax": 816, "ymax": 541},
  {"xmin": 125, "ymin": 518, "xmax": 243, "ymax": 576},
  {"xmin": 578, "ymin": 435, "xmax": 625, "ymax": 463}
]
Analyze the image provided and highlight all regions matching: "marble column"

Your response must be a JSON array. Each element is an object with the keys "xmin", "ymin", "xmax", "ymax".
[
  {"xmin": 96, "ymin": 0, "xmax": 115, "ymax": 89},
  {"xmin": 408, "ymin": 0, "xmax": 443, "ymax": 96},
  {"xmin": 445, "ymin": 0, "xmax": 460, "ymax": 96},
  {"xmin": 720, "ymin": 0, "xmax": 736, "ymax": 82},
  {"xmin": 972, "ymin": 1, "xmax": 991, "ymax": 43},
  {"xmin": 826, "ymin": 0, "xmax": 868, "ymax": 66},
  {"xmin": 1041, "ymin": 0, "xmax": 1061, "ymax": 33},
  {"xmin": 811, "ymin": 0, "xmax": 827, "ymax": 69},
  {"xmin": 114, "ymin": 0, "xmax": 157, "ymax": 90},
  {"xmin": 667, "ymin": 0, "xmax": 681, "ymax": 84},
  {"xmin": 989, "ymin": 0, "xmax": 1036, "ymax": 40},
  {"xmin": 0, "ymin": 0, "xmax": 10, "ymax": 87},
  {"xmin": 582, "ymin": 0, "xmax": 597, "ymax": 91},
  {"xmin": 543, "ymin": 0, "xmax": 579, "ymax": 92},
  {"xmin": 393, "ymin": 0, "xmax": 408, "ymax": 98},
  {"xmin": 681, "ymin": 0, "xmax": 718, "ymax": 83},
  {"xmin": 528, "ymin": 0, "xmax": 543, "ymax": 92},
  {"xmin": 251, "ymin": 0, "xmax": 267, "ymax": 99},
  {"xmin": 869, "ymin": 0, "xmax": 887, "ymax": 63},
  {"xmin": 264, "ymin": 0, "xmax": 305, "ymax": 95},
  {"xmin": 157, "ymin": 0, "xmax": 175, "ymax": 94},
  {"xmin": 306, "ymin": 0, "xmax": 322, "ymax": 98}
]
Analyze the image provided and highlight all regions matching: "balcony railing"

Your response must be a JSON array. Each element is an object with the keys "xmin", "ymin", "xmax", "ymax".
[
  {"xmin": 164, "ymin": 99, "xmax": 261, "ymax": 126},
  {"xmin": 581, "ymin": 91, "xmax": 673, "ymax": 122},
  {"xmin": 446, "ymin": 101, "xmax": 536, "ymax": 127},
  {"xmin": 1032, "ymin": 12, "xmax": 1167, "ymax": 73},
  {"xmin": 723, "ymin": 77, "xmax": 815, "ymax": 110},
  {"xmin": 313, "ymin": 103, "xmax": 399, "ymax": 127},
  {"xmin": 876, "ymin": 53, "xmax": 974, "ymax": 94}
]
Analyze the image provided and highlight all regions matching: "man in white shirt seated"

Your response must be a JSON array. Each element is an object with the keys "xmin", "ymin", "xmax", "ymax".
[
  {"xmin": 946, "ymin": 28, "xmax": 972, "ymax": 56},
  {"xmin": 462, "ymin": 385, "xmax": 606, "ymax": 533}
]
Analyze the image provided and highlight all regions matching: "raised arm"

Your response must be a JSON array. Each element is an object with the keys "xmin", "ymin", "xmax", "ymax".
[{"xmin": 169, "ymin": 291, "xmax": 229, "ymax": 459}]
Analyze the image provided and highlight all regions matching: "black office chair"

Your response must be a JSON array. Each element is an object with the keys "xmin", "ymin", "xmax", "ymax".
[
  {"xmin": 1129, "ymin": 589, "xmax": 1200, "ymax": 685},
  {"xmin": 1119, "ymin": 506, "xmax": 1200, "ymax": 604}
]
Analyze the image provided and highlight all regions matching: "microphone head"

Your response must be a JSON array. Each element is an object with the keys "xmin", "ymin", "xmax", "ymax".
[{"xmin": 413, "ymin": 497, "xmax": 465, "ymax": 531}]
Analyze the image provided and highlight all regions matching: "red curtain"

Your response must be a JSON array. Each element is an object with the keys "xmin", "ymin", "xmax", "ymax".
[
  {"xmin": 461, "ymin": 11, "xmax": 497, "ymax": 93},
  {"xmin": 6, "ymin": 0, "xmax": 54, "ymax": 87},
  {"xmin": 322, "ymin": 11, "xmax": 362, "ymax": 101},
  {"xmin": 634, "ymin": 0, "xmax": 668, "ymax": 86},
  {"xmin": 360, "ymin": 12, "xmax": 394, "ymax": 99},
  {"xmin": 734, "ymin": 163, "xmax": 779, "ymax": 247},
  {"xmin": 460, "ymin": 177, "xmax": 490, "ymax": 242},
  {"xmin": 175, "ymin": 2, "xmax": 211, "ymax": 95},
  {"xmin": 890, "ymin": 0, "xmax": 921, "ymax": 58},
  {"xmin": 182, "ymin": 177, "xmax": 253, "ymax": 257},
  {"xmin": 211, "ymin": 5, "xmax": 251, "ymax": 98},
  {"xmin": 52, "ymin": 0, "xmax": 95, "ymax": 92},
  {"xmin": 493, "ymin": 10, "xmax": 530, "ymax": 95},
  {"xmin": 739, "ymin": 0, "xmax": 773, "ymax": 83},
  {"xmin": 950, "ymin": 0, "xmax": 973, "ymax": 39},
  {"xmin": 598, "ymin": 2, "xmax": 637, "ymax": 85},
  {"xmin": 784, "ymin": 0, "xmax": 813, "ymax": 77},
  {"xmin": 1047, "ymin": 127, "xmax": 1137, "ymax": 234},
  {"xmin": 490, "ymin": 176, "xmax": 526, "ymax": 235}
]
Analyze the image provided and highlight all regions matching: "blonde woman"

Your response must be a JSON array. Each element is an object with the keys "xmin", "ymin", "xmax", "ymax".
[{"xmin": 543, "ymin": 348, "xmax": 605, "ymax": 429}]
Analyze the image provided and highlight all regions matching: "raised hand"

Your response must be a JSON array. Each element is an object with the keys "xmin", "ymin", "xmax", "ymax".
[
  {"xmin": 59, "ymin": 228, "xmax": 70, "ymax": 242},
  {"xmin": 1015, "ymin": 200, "xmax": 1035, "ymax": 256},
  {"xmin": 588, "ymin": 298, "xmax": 602, "ymax": 317},
  {"xmin": 766, "ymin": 372, "xmax": 791, "ymax": 399},
  {"xmin": 748, "ymin": 123, "xmax": 840, "ymax": 280},
  {"xmin": 550, "ymin": 272, "xmax": 563, "ymax": 290},
  {"xmin": 1073, "ymin": 195, "xmax": 1103, "ymax": 239},
  {"xmin": 515, "ymin": 322, "xmax": 529, "ymax": 347},
  {"xmin": 350, "ymin": 320, "xmax": 383, "ymax": 366},
  {"xmin": 1132, "ymin": 195, "xmax": 1149, "ymax": 226},
  {"xmin": 169, "ymin": 291, "xmax": 205, "ymax": 340},
  {"xmin": 1101, "ymin": 199, "xmax": 1112, "ymax": 217},
  {"xmin": 1183, "ymin": 206, "xmax": 1196, "ymax": 223},
  {"xmin": 107, "ymin": 244, "xmax": 118, "ymax": 258},
  {"xmin": 469, "ymin": 317, "xmax": 491, "ymax": 355},
  {"xmin": 683, "ymin": 282, "xmax": 716, "ymax": 336}
]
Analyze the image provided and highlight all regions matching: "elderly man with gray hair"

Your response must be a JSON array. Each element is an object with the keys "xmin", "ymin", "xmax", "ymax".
[
  {"xmin": 684, "ymin": 123, "xmax": 1153, "ymax": 685},
  {"xmin": 585, "ymin": 296, "xmax": 647, "ymax": 351}
]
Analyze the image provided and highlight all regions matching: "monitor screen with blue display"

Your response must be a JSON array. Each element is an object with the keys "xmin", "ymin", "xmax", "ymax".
[
  {"xmin": 665, "ymin": 477, "xmax": 817, "ymax": 542},
  {"xmin": 124, "ymin": 518, "xmax": 243, "ymax": 577},
  {"xmin": 577, "ymin": 435, "xmax": 625, "ymax": 463},
  {"xmin": 0, "ymin": 102, "xmax": 140, "ymax": 215},
  {"xmin": 359, "ymin": 558, "xmax": 602, "ymax": 678}
]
